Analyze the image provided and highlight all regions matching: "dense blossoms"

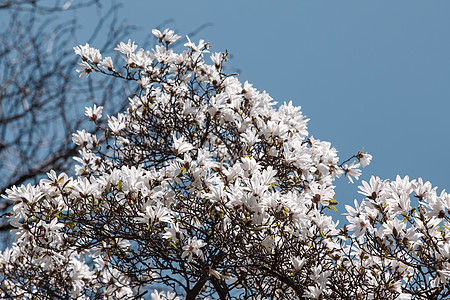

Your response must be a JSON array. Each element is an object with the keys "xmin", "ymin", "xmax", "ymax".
[{"xmin": 0, "ymin": 29, "xmax": 449, "ymax": 299}]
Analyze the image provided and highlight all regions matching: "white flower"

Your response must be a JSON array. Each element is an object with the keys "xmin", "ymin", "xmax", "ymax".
[
  {"xmin": 344, "ymin": 162, "xmax": 361, "ymax": 183},
  {"xmin": 241, "ymin": 127, "xmax": 260, "ymax": 146},
  {"xmin": 114, "ymin": 39, "xmax": 138, "ymax": 56},
  {"xmin": 138, "ymin": 76, "xmax": 151, "ymax": 90},
  {"xmin": 306, "ymin": 285, "xmax": 323, "ymax": 299},
  {"xmin": 72, "ymin": 129, "xmax": 92, "ymax": 147},
  {"xmin": 69, "ymin": 257, "xmax": 94, "ymax": 297},
  {"xmin": 42, "ymin": 218, "xmax": 64, "ymax": 234},
  {"xmin": 163, "ymin": 222, "xmax": 181, "ymax": 240},
  {"xmin": 100, "ymin": 57, "xmax": 115, "ymax": 71},
  {"xmin": 85, "ymin": 104, "xmax": 103, "ymax": 122},
  {"xmin": 152, "ymin": 28, "xmax": 181, "ymax": 45},
  {"xmin": 358, "ymin": 151, "xmax": 372, "ymax": 168},
  {"xmin": 311, "ymin": 265, "xmax": 331, "ymax": 289},
  {"xmin": 386, "ymin": 192, "xmax": 411, "ymax": 217},
  {"xmin": 308, "ymin": 181, "xmax": 335, "ymax": 206},
  {"xmin": 74, "ymin": 43, "xmax": 101, "ymax": 64},
  {"xmin": 73, "ymin": 177, "xmax": 99, "ymax": 198},
  {"xmin": 182, "ymin": 237, "xmax": 206, "ymax": 262},
  {"xmin": 151, "ymin": 290, "xmax": 181, "ymax": 300},
  {"xmin": 184, "ymin": 36, "xmax": 208, "ymax": 52},
  {"xmin": 173, "ymin": 134, "xmax": 194, "ymax": 155},
  {"xmin": 383, "ymin": 218, "xmax": 406, "ymax": 238},
  {"xmin": 73, "ymin": 43, "xmax": 92, "ymax": 61},
  {"xmin": 345, "ymin": 200, "xmax": 370, "ymax": 239},
  {"xmin": 152, "ymin": 45, "xmax": 175, "ymax": 64},
  {"xmin": 291, "ymin": 256, "xmax": 305, "ymax": 273},
  {"xmin": 76, "ymin": 61, "xmax": 93, "ymax": 78},
  {"xmin": 152, "ymin": 29, "xmax": 164, "ymax": 40},
  {"xmin": 358, "ymin": 176, "xmax": 384, "ymax": 200},
  {"xmin": 136, "ymin": 203, "xmax": 173, "ymax": 225},
  {"xmin": 210, "ymin": 52, "xmax": 222, "ymax": 68},
  {"xmin": 108, "ymin": 115, "xmax": 126, "ymax": 134},
  {"xmin": 40, "ymin": 170, "xmax": 69, "ymax": 187},
  {"xmin": 129, "ymin": 49, "xmax": 152, "ymax": 68},
  {"xmin": 90, "ymin": 48, "xmax": 102, "ymax": 64}
]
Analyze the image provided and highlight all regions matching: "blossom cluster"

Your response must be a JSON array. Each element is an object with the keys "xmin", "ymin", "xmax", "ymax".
[
  {"xmin": 1, "ymin": 29, "xmax": 448, "ymax": 299},
  {"xmin": 343, "ymin": 175, "xmax": 450, "ymax": 296}
]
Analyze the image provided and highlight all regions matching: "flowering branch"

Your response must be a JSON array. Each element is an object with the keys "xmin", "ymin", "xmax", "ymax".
[{"xmin": 0, "ymin": 28, "xmax": 448, "ymax": 299}]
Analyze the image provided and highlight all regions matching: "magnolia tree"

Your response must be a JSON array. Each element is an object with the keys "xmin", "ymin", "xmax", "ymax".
[{"xmin": 1, "ymin": 29, "xmax": 449, "ymax": 299}]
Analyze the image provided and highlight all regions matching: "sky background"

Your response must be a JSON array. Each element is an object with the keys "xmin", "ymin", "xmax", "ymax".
[{"xmin": 17, "ymin": 0, "xmax": 450, "ymax": 221}]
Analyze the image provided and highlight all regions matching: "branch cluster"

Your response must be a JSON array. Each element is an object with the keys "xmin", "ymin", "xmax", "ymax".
[{"xmin": 0, "ymin": 0, "xmax": 135, "ymax": 223}]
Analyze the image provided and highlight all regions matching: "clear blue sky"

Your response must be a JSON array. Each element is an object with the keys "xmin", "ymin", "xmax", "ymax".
[{"xmin": 17, "ymin": 1, "xmax": 450, "ymax": 218}]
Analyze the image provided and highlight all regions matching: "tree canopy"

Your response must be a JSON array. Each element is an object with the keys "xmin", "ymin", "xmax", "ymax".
[{"xmin": 1, "ymin": 29, "xmax": 449, "ymax": 299}]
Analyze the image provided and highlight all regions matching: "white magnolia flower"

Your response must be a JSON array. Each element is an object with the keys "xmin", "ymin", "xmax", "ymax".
[
  {"xmin": 291, "ymin": 256, "xmax": 305, "ymax": 273},
  {"xmin": 85, "ymin": 104, "xmax": 103, "ymax": 122},
  {"xmin": 344, "ymin": 162, "xmax": 361, "ymax": 183},
  {"xmin": 136, "ymin": 203, "xmax": 173, "ymax": 225},
  {"xmin": 182, "ymin": 237, "xmax": 206, "ymax": 262},
  {"xmin": 383, "ymin": 218, "xmax": 406, "ymax": 238},
  {"xmin": 100, "ymin": 57, "xmax": 115, "ymax": 71},
  {"xmin": 76, "ymin": 61, "xmax": 93, "ymax": 78},
  {"xmin": 210, "ymin": 52, "xmax": 222, "ymax": 68},
  {"xmin": 172, "ymin": 134, "xmax": 194, "ymax": 155},
  {"xmin": 107, "ymin": 115, "xmax": 126, "ymax": 134},
  {"xmin": 114, "ymin": 39, "xmax": 138, "ymax": 56},
  {"xmin": 184, "ymin": 36, "xmax": 208, "ymax": 52},
  {"xmin": 152, "ymin": 28, "xmax": 181, "ymax": 45},
  {"xmin": 358, "ymin": 152, "xmax": 372, "ymax": 168},
  {"xmin": 72, "ymin": 129, "xmax": 91, "ymax": 147},
  {"xmin": 73, "ymin": 43, "xmax": 92, "ymax": 61}
]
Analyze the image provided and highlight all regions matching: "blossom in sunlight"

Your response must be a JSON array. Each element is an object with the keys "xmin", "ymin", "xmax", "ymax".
[
  {"xmin": 41, "ymin": 218, "xmax": 64, "ymax": 234},
  {"xmin": 152, "ymin": 28, "xmax": 181, "ymax": 45},
  {"xmin": 137, "ymin": 76, "xmax": 151, "ymax": 90},
  {"xmin": 69, "ymin": 257, "xmax": 94, "ymax": 297},
  {"xmin": 358, "ymin": 151, "xmax": 372, "ymax": 168},
  {"xmin": 291, "ymin": 256, "xmax": 305, "ymax": 273},
  {"xmin": 172, "ymin": 134, "xmax": 194, "ymax": 155},
  {"xmin": 358, "ymin": 176, "xmax": 384, "ymax": 200},
  {"xmin": 100, "ymin": 57, "xmax": 115, "ymax": 71},
  {"xmin": 76, "ymin": 61, "xmax": 93, "ymax": 78},
  {"xmin": 74, "ymin": 43, "xmax": 102, "ymax": 64},
  {"xmin": 85, "ymin": 104, "xmax": 103, "ymax": 122},
  {"xmin": 73, "ymin": 43, "xmax": 92, "ymax": 61},
  {"xmin": 151, "ymin": 29, "xmax": 164, "ymax": 41},
  {"xmin": 184, "ymin": 36, "xmax": 208, "ymax": 52},
  {"xmin": 383, "ymin": 218, "xmax": 406, "ymax": 238},
  {"xmin": 107, "ymin": 114, "xmax": 126, "ymax": 134},
  {"xmin": 114, "ymin": 39, "xmax": 138, "ymax": 56},
  {"xmin": 136, "ymin": 203, "xmax": 173, "ymax": 225},
  {"xmin": 344, "ymin": 162, "xmax": 361, "ymax": 183},
  {"xmin": 90, "ymin": 48, "xmax": 102, "ymax": 64},
  {"xmin": 307, "ymin": 181, "xmax": 335, "ymax": 206},
  {"xmin": 72, "ymin": 129, "xmax": 91, "ymax": 147},
  {"xmin": 151, "ymin": 290, "xmax": 181, "ymax": 300},
  {"xmin": 210, "ymin": 52, "xmax": 223, "ymax": 68},
  {"xmin": 164, "ymin": 29, "xmax": 181, "ymax": 44},
  {"xmin": 345, "ymin": 200, "xmax": 371, "ymax": 238},
  {"xmin": 182, "ymin": 237, "xmax": 206, "ymax": 262},
  {"xmin": 163, "ymin": 222, "xmax": 181, "ymax": 240}
]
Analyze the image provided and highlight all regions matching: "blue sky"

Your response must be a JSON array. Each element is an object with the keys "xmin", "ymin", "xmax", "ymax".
[
  {"xmin": 8, "ymin": 0, "xmax": 449, "ymax": 218},
  {"xmin": 114, "ymin": 1, "xmax": 450, "ymax": 213}
]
